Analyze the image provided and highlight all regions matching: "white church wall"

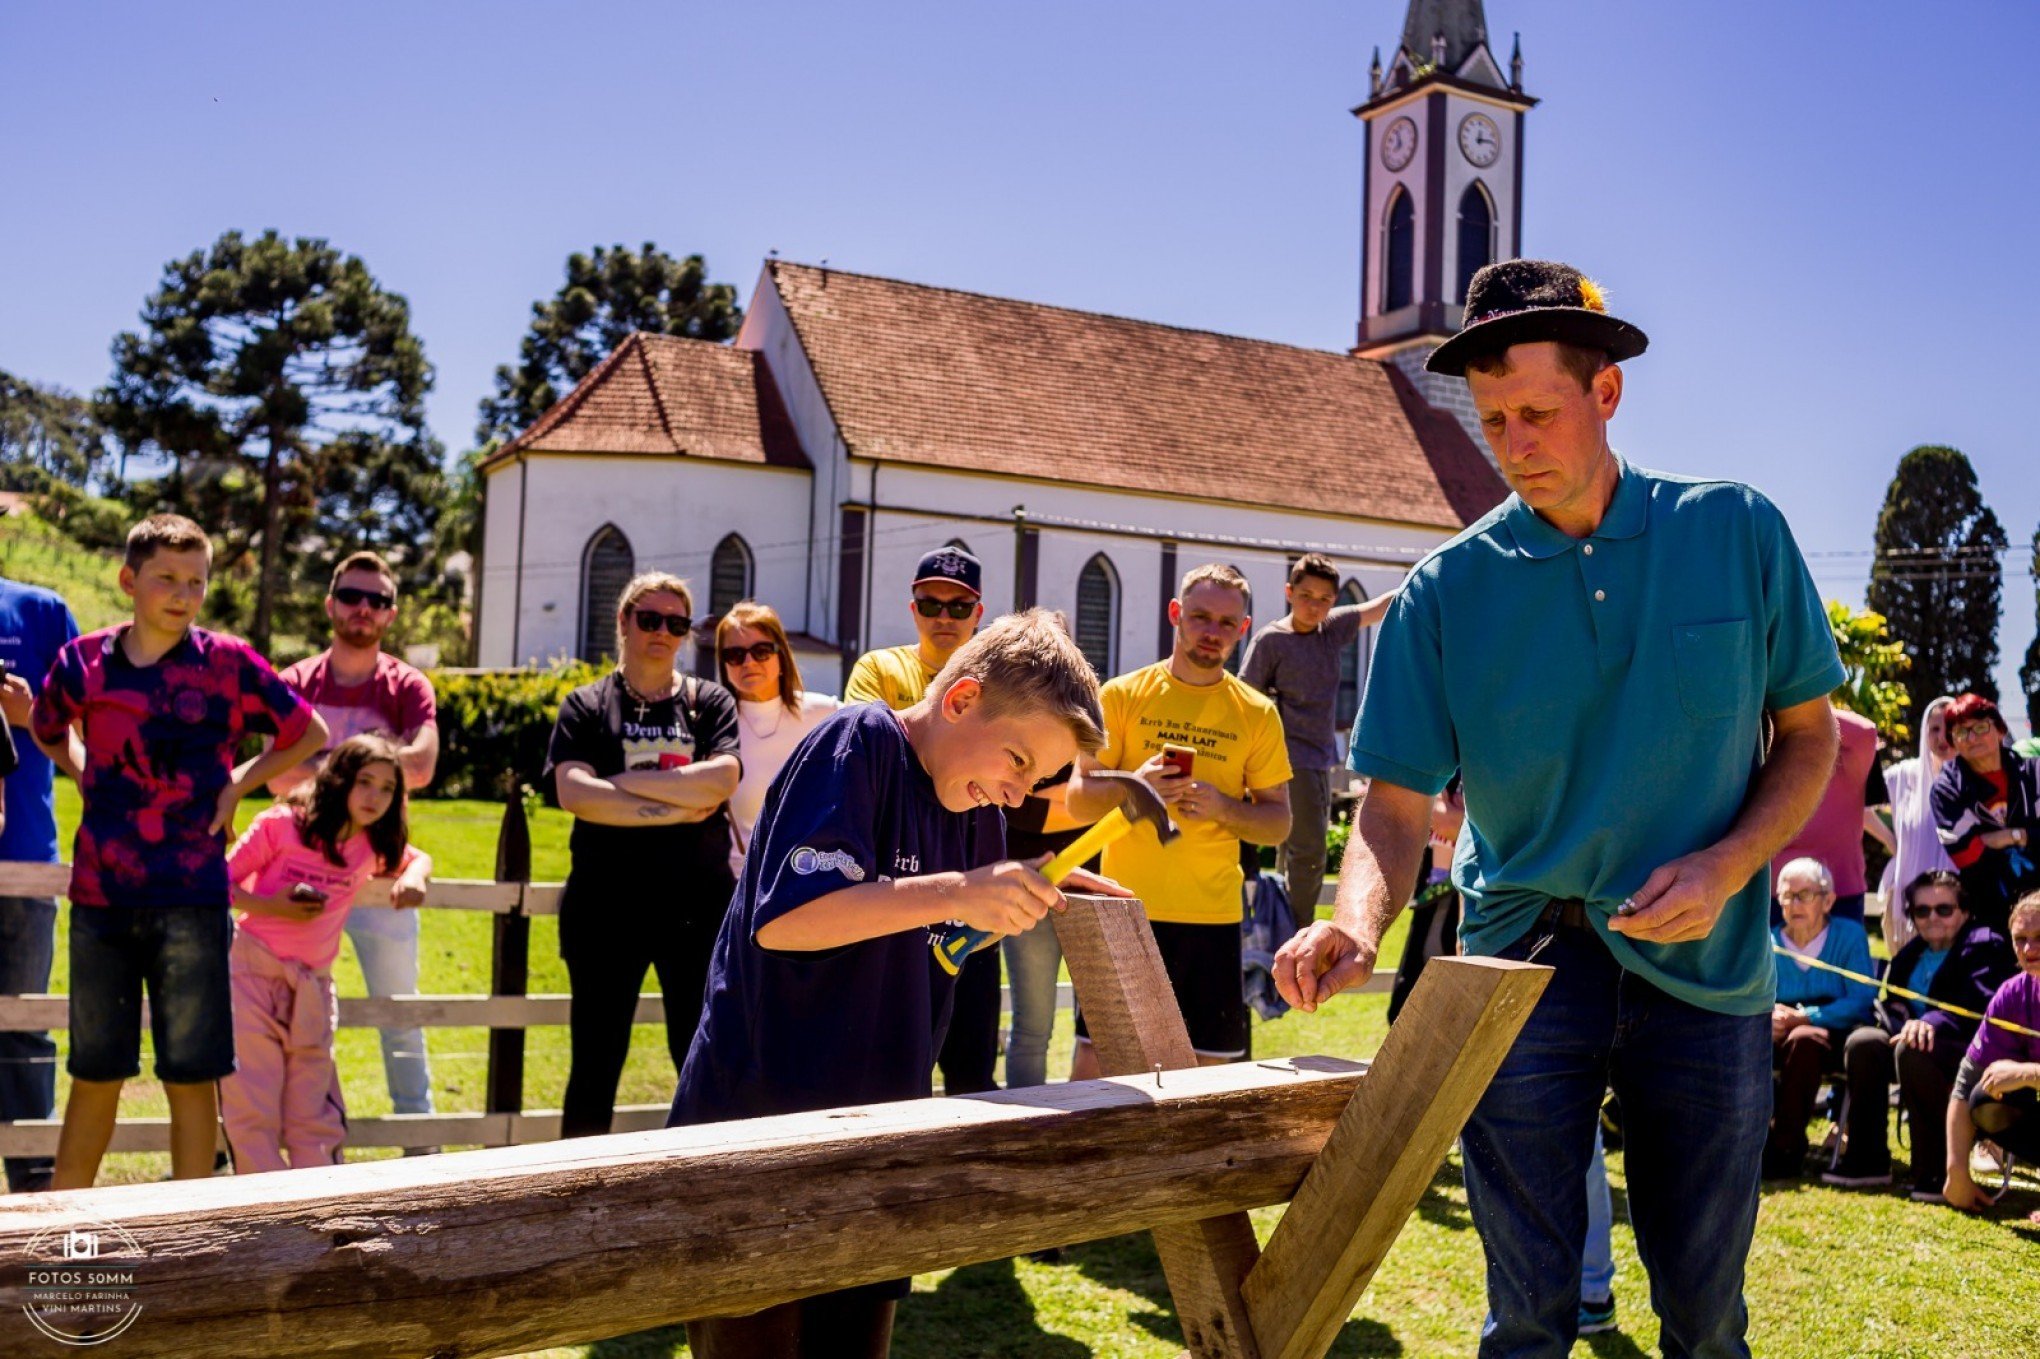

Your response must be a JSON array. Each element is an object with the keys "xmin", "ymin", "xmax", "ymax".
[
  {"xmin": 476, "ymin": 458, "xmax": 527, "ymax": 667},
  {"xmin": 482, "ymin": 454, "xmax": 812, "ymax": 667},
  {"xmin": 737, "ymin": 270, "xmax": 849, "ymax": 641}
]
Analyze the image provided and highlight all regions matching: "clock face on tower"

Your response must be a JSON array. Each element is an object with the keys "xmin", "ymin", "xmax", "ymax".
[
  {"xmin": 1381, "ymin": 116, "xmax": 1418, "ymax": 171},
  {"xmin": 1458, "ymin": 112, "xmax": 1500, "ymax": 167}
]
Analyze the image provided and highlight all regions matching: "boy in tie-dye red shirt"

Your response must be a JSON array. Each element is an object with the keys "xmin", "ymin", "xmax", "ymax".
[{"xmin": 30, "ymin": 514, "xmax": 327, "ymax": 1188}]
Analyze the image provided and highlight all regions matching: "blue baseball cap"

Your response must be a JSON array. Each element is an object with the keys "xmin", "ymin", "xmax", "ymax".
[{"xmin": 913, "ymin": 547, "xmax": 981, "ymax": 597}]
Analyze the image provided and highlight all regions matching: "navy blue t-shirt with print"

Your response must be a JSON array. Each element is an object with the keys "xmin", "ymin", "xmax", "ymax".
[{"xmin": 669, "ymin": 702, "xmax": 1005, "ymax": 1127}]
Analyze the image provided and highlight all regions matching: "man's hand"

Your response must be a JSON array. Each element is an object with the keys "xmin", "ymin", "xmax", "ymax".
[
  {"xmin": 0, "ymin": 674, "xmax": 34, "ymax": 728},
  {"xmin": 1273, "ymin": 920, "xmax": 1378, "ymax": 1013},
  {"xmin": 953, "ymin": 858, "xmax": 1063, "ymax": 937},
  {"xmin": 1172, "ymin": 779, "xmax": 1235, "ymax": 826},
  {"xmin": 1134, "ymin": 753, "xmax": 1192, "ymax": 805},
  {"xmin": 1977, "ymin": 1059, "xmax": 2040, "ymax": 1099},
  {"xmin": 1608, "ymin": 849, "xmax": 1741, "ymax": 945},
  {"xmin": 1897, "ymin": 1019, "xmax": 1936, "ymax": 1052}
]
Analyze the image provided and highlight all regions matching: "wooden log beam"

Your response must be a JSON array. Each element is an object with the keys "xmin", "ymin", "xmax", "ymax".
[
  {"xmin": 1240, "ymin": 957, "xmax": 1549, "ymax": 1359},
  {"xmin": 0, "ymin": 1057, "xmax": 1367, "ymax": 1358},
  {"xmin": 1053, "ymin": 896, "xmax": 1265, "ymax": 1359}
]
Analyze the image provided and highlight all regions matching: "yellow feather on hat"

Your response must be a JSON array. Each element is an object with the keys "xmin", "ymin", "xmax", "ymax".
[{"xmin": 1577, "ymin": 278, "xmax": 1608, "ymax": 313}]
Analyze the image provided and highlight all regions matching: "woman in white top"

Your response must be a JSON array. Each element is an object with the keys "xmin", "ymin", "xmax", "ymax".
[
  {"xmin": 716, "ymin": 600, "xmax": 840, "ymax": 874},
  {"xmin": 1873, "ymin": 694, "xmax": 1956, "ymax": 951}
]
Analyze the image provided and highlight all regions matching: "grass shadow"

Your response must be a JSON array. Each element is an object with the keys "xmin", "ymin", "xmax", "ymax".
[
  {"xmin": 1324, "ymin": 1317, "xmax": 1405, "ymax": 1357},
  {"xmin": 1582, "ymin": 1327, "xmax": 1652, "ymax": 1359},
  {"xmin": 1413, "ymin": 1158, "xmax": 1474, "ymax": 1233},
  {"xmin": 892, "ymin": 1257, "xmax": 1092, "ymax": 1358},
  {"xmin": 1065, "ymin": 1232, "xmax": 1181, "ymax": 1348}
]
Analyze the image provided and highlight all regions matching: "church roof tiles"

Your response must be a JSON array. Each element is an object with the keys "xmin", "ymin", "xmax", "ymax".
[{"xmin": 764, "ymin": 260, "xmax": 1502, "ymax": 530}]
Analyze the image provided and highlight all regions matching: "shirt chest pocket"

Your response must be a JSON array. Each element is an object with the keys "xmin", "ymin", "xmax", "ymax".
[{"xmin": 1670, "ymin": 620, "xmax": 1754, "ymax": 721}]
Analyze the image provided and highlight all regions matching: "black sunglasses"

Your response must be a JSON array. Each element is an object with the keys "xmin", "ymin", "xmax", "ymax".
[
  {"xmin": 720, "ymin": 641, "xmax": 779, "ymax": 667},
  {"xmin": 332, "ymin": 586, "xmax": 395, "ymax": 610},
  {"xmin": 914, "ymin": 596, "xmax": 977, "ymax": 620},
  {"xmin": 632, "ymin": 609, "xmax": 693, "ymax": 637},
  {"xmin": 1908, "ymin": 902, "xmax": 1961, "ymax": 920}
]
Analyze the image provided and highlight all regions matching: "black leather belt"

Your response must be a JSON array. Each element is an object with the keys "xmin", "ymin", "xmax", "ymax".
[{"xmin": 1538, "ymin": 898, "xmax": 1590, "ymax": 931}]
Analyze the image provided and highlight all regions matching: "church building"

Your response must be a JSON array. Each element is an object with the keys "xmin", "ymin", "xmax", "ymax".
[{"xmin": 475, "ymin": 0, "xmax": 1529, "ymax": 749}]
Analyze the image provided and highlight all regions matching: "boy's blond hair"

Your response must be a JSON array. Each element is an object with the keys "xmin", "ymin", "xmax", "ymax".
[
  {"xmin": 124, "ymin": 514, "xmax": 212, "ymax": 572},
  {"xmin": 2010, "ymin": 891, "xmax": 2040, "ymax": 935},
  {"xmin": 930, "ymin": 608, "xmax": 1105, "ymax": 753}
]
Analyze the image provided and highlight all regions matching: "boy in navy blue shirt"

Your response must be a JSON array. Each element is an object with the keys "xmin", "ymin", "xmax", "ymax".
[{"xmin": 674, "ymin": 609, "xmax": 1118, "ymax": 1359}]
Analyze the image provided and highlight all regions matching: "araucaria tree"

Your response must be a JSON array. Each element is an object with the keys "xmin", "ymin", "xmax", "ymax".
[
  {"xmin": 0, "ymin": 370, "xmax": 108, "ymax": 492},
  {"xmin": 1867, "ymin": 444, "xmax": 2006, "ymax": 735},
  {"xmin": 97, "ymin": 230, "xmax": 434, "ymax": 651},
  {"xmin": 476, "ymin": 243, "xmax": 741, "ymax": 443}
]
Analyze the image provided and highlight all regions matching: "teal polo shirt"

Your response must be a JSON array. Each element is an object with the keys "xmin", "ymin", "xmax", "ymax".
[{"xmin": 1349, "ymin": 458, "xmax": 1845, "ymax": 1015}]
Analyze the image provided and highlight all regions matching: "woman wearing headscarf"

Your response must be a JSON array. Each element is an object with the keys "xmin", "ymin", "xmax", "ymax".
[
  {"xmin": 1931, "ymin": 693, "xmax": 2040, "ymax": 935},
  {"xmin": 1874, "ymin": 695, "xmax": 1957, "ymax": 951}
]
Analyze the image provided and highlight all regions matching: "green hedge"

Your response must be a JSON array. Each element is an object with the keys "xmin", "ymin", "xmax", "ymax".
[{"xmin": 426, "ymin": 660, "xmax": 603, "ymax": 800}]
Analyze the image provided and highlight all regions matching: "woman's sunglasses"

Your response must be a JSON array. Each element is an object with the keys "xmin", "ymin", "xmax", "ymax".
[
  {"xmin": 1907, "ymin": 902, "xmax": 1961, "ymax": 920},
  {"xmin": 1950, "ymin": 721, "xmax": 1997, "ymax": 742},
  {"xmin": 914, "ymin": 596, "xmax": 977, "ymax": 620},
  {"xmin": 632, "ymin": 610, "xmax": 693, "ymax": 637},
  {"xmin": 720, "ymin": 641, "xmax": 780, "ymax": 667},
  {"xmin": 332, "ymin": 586, "xmax": 395, "ymax": 610}
]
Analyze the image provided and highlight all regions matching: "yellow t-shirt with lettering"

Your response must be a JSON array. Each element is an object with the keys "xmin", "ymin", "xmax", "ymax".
[
  {"xmin": 1095, "ymin": 662, "xmax": 1292, "ymax": 925},
  {"xmin": 844, "ymin": 644, "xmax": 940, "ymax": 711}
]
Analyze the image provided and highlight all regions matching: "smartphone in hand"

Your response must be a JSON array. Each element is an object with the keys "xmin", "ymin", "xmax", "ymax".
[{"xmin": 1160, "ymin": 743, "xmax": 1196, "ymax": 780}]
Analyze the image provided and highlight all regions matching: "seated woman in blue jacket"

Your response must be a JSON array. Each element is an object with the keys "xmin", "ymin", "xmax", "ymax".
[
  {"xmin": 1767, "ymin": 856, "xmax": 1877, "ymax": 1179},
  {"xmin": 1824, "ymin": 870, "xmax": 2015, "ymax": 1196}
]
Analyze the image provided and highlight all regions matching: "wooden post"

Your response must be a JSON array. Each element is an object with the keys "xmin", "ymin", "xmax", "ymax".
[
  {"xmin": 0, "ymin": 1058, "xmax": 1367, "ymax": 1358},
  {"xmin": 1238, "ymin": 956, "xmax": 1549, "ymax": 1359},
  {"xmin": 1053, "ymin": 895, "xmax": 1264, "ymax": 1359},
  {"xmin": 484, "ymin": 783, "xmax": 533, "ymax": 1119}
]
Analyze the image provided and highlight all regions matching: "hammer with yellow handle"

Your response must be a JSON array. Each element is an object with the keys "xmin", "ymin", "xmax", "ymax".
[{"xmin": 932, "ymin": 770, "xmax": 1179, "ymax": 974}]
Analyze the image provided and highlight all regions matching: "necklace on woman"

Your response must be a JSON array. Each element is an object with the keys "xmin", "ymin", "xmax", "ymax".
[
  {"xmin": 739, "ymin": 696, "xmax": 785, "ymax": 740},
  {"xmin": 618, "ymin": 668, "xmax": 679, "ymax": 722}
]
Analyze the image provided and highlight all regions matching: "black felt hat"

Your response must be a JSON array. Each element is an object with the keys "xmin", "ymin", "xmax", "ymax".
[{"xmin": 1426, "ymin": 259, "xmax": 1649, "ymax": 377}]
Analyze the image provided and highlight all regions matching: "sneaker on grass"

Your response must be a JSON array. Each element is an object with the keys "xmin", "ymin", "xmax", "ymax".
[{"xmin": 1578, "ymin": 1293, "xmax": 1617, "ymax": 1336}]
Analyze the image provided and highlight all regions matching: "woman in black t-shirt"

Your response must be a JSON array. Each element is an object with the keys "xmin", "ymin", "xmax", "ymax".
[{"xmin": 544, "ymin": 572, "xmax": 741, "ymax": 1138}]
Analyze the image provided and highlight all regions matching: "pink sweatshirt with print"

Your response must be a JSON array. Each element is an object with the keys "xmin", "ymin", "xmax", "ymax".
[{"xmin": 228, "ymin": 804, "xmax": 429, "ymax": 970}]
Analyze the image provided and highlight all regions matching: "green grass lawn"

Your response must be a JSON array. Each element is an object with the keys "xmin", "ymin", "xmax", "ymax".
[{"xmin": 20, "ymin": 789, "xmax": 2040, "ymax": 1357}]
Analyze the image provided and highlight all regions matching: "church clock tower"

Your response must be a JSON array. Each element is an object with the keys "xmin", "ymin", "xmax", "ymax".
[{"xmin": 1354, "ymin": 1, "xmax": 1534, "ymax": 440}]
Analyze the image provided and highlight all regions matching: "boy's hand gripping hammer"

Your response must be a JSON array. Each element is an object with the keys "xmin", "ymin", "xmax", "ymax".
[{"xmin": 933, "ymin": 770, "xmax": 1179, "ymax": 974}]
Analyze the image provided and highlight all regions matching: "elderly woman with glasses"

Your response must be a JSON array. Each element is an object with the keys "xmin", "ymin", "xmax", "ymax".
[
  {"xmin": 714, "ymin": 601, "xmax": 840, "ymax": 874},
  {"xmin": 1824, "ymin": 871, "xmax": 2016, "ymax": 1197},
  {"xmin": 1931, "ymin": 693, "xmax": 2040, "ymax": 935},
  {"xmin": 1765, "ymin": 856, "xmax": 1877, "ymax": 1179},
  {"xmin": 544, "ymin": 571, "xmax": 742, "ymax": 1139}
]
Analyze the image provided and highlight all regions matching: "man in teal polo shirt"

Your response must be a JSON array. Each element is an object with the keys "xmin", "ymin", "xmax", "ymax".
[{"xmin": 1276, "ymin": 260, "xmax": 1843, "ymax": 1358}]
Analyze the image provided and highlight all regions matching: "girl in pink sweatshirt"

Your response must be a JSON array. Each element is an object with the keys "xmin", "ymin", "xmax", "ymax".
[{"xmin": 219, "ymin": 734, "xmax": 431, "ymax": 1171}]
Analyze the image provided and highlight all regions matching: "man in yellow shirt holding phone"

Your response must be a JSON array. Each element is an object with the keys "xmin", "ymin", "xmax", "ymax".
[{"xmin": 1067, "ymin": 562, "xmax": 1292, "ymax": 1077}]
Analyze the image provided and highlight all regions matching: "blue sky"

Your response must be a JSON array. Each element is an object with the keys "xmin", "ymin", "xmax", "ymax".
[{"xmin": 3, "ymin": 1, "xmax": 2035, "ymax": 731}]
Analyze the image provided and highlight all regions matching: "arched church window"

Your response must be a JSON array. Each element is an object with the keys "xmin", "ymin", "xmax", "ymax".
[
  {"xmin": 1384, "ymin": 186, "xmax": 1415, "ymax": 312},
  {"xmin": 578, "ymin": 524, "xmax": 635, "ymax": 663},
  {"xmin": 1457, "ymin": 181, "xmax": 1496, "ymax": 303},
  {"xmin": 1075, "ymin": 554, "xmax": 1119, "ymax": 678},
  {"xmin": 710, "ymin": 533, "xmax": 753, "ymax": 617}
]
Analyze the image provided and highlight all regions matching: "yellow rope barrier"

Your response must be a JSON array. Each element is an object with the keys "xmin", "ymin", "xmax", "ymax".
[{"xmin": 1771, "ymin": 946, "xmax": 2040, "ymax": 1040}]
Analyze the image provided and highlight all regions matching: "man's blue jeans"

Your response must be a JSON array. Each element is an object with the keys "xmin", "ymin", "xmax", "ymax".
[
  {"xmin": 1462, "ymin": 918, "xmax": 1769, "ymax": 1359},
  {"xmin": 344, "ymin": 909, "xmax": 434, "ymax": 1116},
  {"xmin": 0, "ymin": 895, "xmax": 58, "ymax": 1191}
]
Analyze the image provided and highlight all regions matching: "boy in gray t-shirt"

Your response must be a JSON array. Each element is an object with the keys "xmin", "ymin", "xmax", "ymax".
[{"xmin": 1239, "ymin": 554, "xmax": 1395, "ymax": 915}]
